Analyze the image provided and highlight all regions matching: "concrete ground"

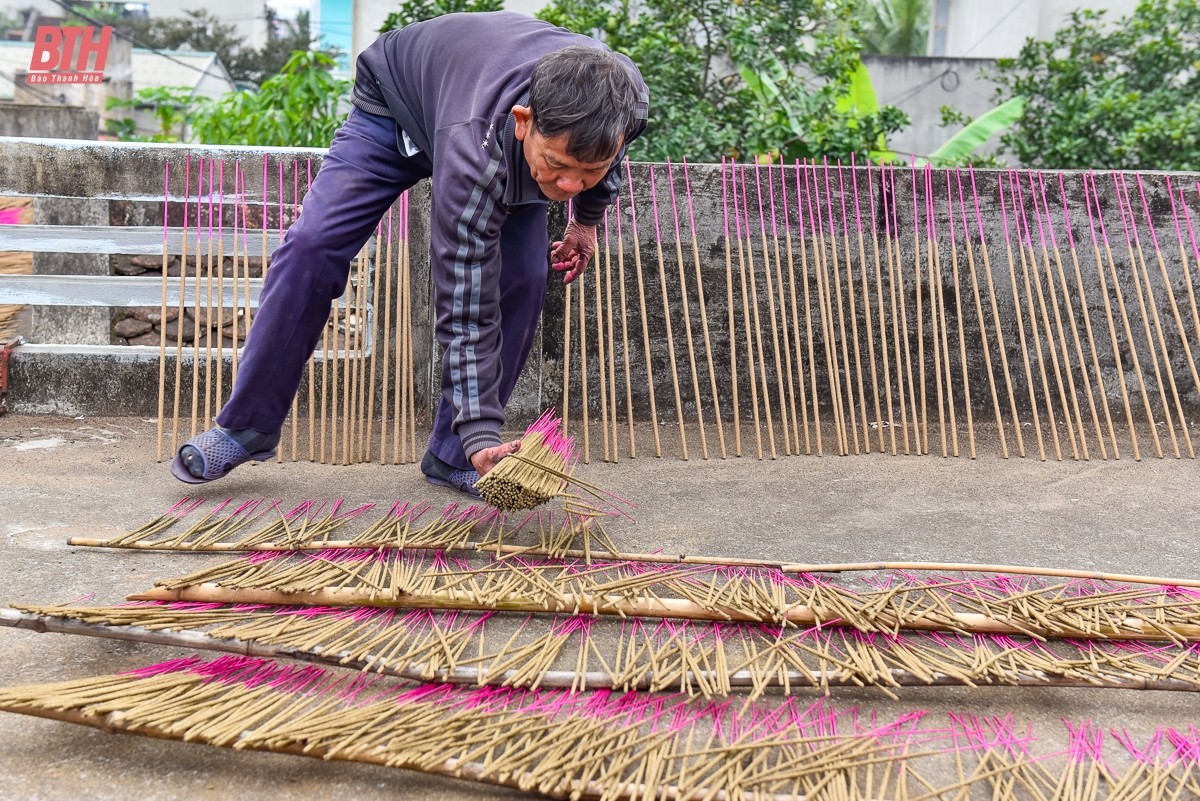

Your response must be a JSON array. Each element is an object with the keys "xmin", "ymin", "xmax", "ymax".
[{"xmin": 1, "ymin": 414, "xmax": 1199, "ymax": 800}]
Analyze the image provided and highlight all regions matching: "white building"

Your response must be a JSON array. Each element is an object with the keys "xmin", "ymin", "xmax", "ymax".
[
  {"xmin": 142, "ymin": 0, "xmax": 270, "ymax": 51},
  {"xmin": 928, "ymin": 0, "xmax": 1140, "ymax": 58}
]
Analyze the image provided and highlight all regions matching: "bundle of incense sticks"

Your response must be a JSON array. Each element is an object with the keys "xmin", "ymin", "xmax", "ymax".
[
  {"xmin": 125, "ymin": 551, "xmax": 1200, "ymax": 642},
  {"xmin": 475, "ymin": 409, "xmax": 579, "ymax": 510},
  {"xmin": 155, "ymin": 154, "xmax": 420, "ymax": 468},
  {"xmin": 560, "ymin": 161, "xmax": 1200, "ymax": 464},
  {"xmin": 12, "ymin": 601, "xmax": 1200, "ymax": 697},
  {"xmin": 72, "ymin": 497, "xmax": 623, "ymax": 558},
  {"xmin": 3, "ymin": 656, "xmax": 1199, "ymax": 801}
]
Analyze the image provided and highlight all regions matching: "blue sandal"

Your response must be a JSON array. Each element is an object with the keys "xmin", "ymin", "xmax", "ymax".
[
  {"xmin": 421, "ymin": 450, "xmax": 481, "ymax": 499},
  {"xmin": 170, "ymin": 428, "xmax": 277, "ymax": 484}
]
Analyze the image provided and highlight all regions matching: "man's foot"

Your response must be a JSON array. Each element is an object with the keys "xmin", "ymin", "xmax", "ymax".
[
  {"xmin": 170, "ymin": 427, "xmax": 281, "ymax": 484},
  {"xmin": 421, "ymin": 450, "xmax": 481, "ymax": 499}
]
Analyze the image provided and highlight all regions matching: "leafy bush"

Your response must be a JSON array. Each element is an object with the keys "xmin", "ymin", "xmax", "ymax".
[
  {"xmin": 537, "ymin": 0, "xmax": 908, "ymax": 163},
  {"xmin": 993, "ymin": 0, "xmax": 1200, "ymax": 170}
]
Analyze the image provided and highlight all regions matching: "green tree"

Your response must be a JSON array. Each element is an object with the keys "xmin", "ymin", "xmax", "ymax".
[
  {"xmin": 379, "ymin": 0, "xmax": 504, "ymax": 32},
  {"xmin": 190, "ymin": 51, "xmax": 350, "ymax": 147},
  {"xmin": 992, "ymin": 0, "xmax": 1200, "ymax": 170},
  {"xmin": 106, "ymin": 87, "xmax": 195, "ymax": 142},
  {"xmin": 123, "ymin": 8, "xmax": 333, "ymax": 85},
  {"xmin": 855, "ymin": 0, "xmax": 929, "ymax": 55},
  {"xmin": 537, "ymin": 0, "xmax": 908, "ymax": 163}
]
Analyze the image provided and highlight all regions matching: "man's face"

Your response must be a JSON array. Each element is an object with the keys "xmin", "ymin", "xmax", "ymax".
[{"xmin": 512, "ymin": 105, "xmax": 618, "ymax": 201}]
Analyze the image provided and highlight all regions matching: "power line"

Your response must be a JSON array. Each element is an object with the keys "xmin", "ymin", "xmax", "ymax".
[{"xmin": 961, "ymin": 0, "xmax": 1030, "ymax": 57}]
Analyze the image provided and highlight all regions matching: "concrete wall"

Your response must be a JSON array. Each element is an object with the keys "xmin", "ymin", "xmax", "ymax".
[
  {"xmin": 0, "ymin": 104, "xmax": 99, "ymax": 140},
  {"xmin": 862, "ymin": 55, "xmax": 1001, "ymax": 162}
]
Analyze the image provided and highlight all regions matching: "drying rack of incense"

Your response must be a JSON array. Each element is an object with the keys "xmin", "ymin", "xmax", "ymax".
[
  {"xmin": 153, "ymin": 155, "xmax": 419, "ymax": 468},
  {"xmin": 560, "ymin": 160, "xmax": 1200, "ymax": 464},
  {"xmin": 3, "ymin": 655, "xmax": 1200, "ymax": 801}
]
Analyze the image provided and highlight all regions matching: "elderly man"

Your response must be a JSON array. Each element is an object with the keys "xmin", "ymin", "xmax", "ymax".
[{"xmin": 171, "ymin": 11, "xmax": 648, "ymax": 496}]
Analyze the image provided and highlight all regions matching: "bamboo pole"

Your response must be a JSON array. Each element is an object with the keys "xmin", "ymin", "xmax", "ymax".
[{"xmin": 625, "ymin": 159, "xmax": 662, "ymax": 457}]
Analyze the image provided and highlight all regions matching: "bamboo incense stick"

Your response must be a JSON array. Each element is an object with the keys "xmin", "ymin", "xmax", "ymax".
[
  {"xmin": 157, "ymin": 162, "xmax": 169, "ymax": 462},
  {"xmin": 838, "ymin": 161, "xmax": 870, "ymax": 452},
  {"xmin": 890, "ymin": 165, "xmax": 919, "ymax": 455},
  {"xmin": 794, "ymin": 161, "xmax": 822, "ymax": 456},
  {"xmin": 307, "ymin": 161, "xmax": 315, "ymax": 462},
  {"xmin": 742, "ymin": 165, "xmax": 775, "ymax": 458},
  {"xmin": 754, "ymin": 163, "xmax": 789, "ymax": 455},
  {"xmin": 721, "ymin": 160, "xmax": 742, "ymax": 457},
  {"xmin": 779, "ymin": 160, "xmax": 810, "ymax": 455},
  {"xmin": 954, "ymin": 170, "xmax": 997, "ymax": 458},
  {"xmin": 1109, "ymin": 173, "xmax": 1167, "ymax": 458},
  {"xmin": 810, "ymin": 160, "xmax": 848, "ymax": 455},
  {"xmin": 215, "ymin": 161, "xmax": 225, "ymax": 418},
  {"xmin": 911, "ymin": 159, "xmax": 928, "ymax": 454},
  {"xmin": 579, "ymin": 234, "xmax": 591, "ymax": 464},
  {"xmin": 275, "ymin": 160, "xmax": 288, "ymax": 463},
  {"xmin": 367, "ymin": 219, "xmax": 383, "ymax": 463},
  {"xmin": 667, "ymin": 160, "xmax": 707, "ymax": 458},
  {"xmin": 867, "ymin": 164, "xmax": 896, "ymax": 456},
  {"xmin": 615, "ymin": 196, "xmax": 636, "ymax": 458},
  {"xmin": 684, "ymin": 159, "xmax": 726, "ymax": 459},
  {"xmin": 766, "ymin": 162, "xmax": 800, "ymax": 454},
  {"xmin": 929, "ymin": 168, "xmax": 957, "ymax": 457},
  {"xmin": 1060, "ymin": 173, "xmax": 1117, "ymax": 459},
  {"xmin": 851, "ymin": 156, "xmax": 883, "ymax": 454},
  {"xmin": 971, "ymin": 167, "xmax": 1023, "ymax": 457},
  {"xmin": 603, "ymin": 207, "xmax": 621, "ymax": 460},
  {"xmin": 733, "ymin": 165, "xmax": 763, "ymax": 459},
  {"xmin": 625, "ymin": 159, "xmax": 661, "ymax": 457},
  {"xmin": 922, "ymin": 168, "xmax": 947, "ymax": 457},
  {"xmin": 405, "ymin": 194, "xmax": 416, "ymax": 463},
  {"xmin": 647, "ymin": 166, "xmax": 686, "ymax": 459},
  {"xmin": 1026, "ymin": 170, "xmax": 1083, "ymax": 461},
  {"xmin": 563, "ymin": 263, "xmax": 572, "ymax": 439},
  {"xmin": 1000, "ymin": 172, "xmax": 1047, "ymax": 460},
  {"xmin": 826, "ymin": 159, "xmax": 859, "ymax": 454},
  {"xmin": 230, "ymin": 163, "xmax": 241, "ymax": 389},
  {"xmin": 943, "ymin": 169, "xmax": 973, "ymax": 458},
  {"xmin": 1014, "ymin": 170, "xmax": 1066, "ymax": 460},
  {"xmin": 204, "ymin": 159, "xmax": 215, "ymax": 435},
  {"xmin": 1135, "ymin": 175, "xmax": 1196, "ymax": 458},
  {"xmin": 170, "ymin": 155, "xmax": 190, "ymax": 459},
  {"xmin": 595, "ymin": 212, "xmax": 610, "ymax": 462},
  {"xmin": 191, "ymin": 158, "xmax": 204, "ymax": 440},
  {"xmin": 1038, "ymin": 171, "xmax": 1101, "ymax": 460}
]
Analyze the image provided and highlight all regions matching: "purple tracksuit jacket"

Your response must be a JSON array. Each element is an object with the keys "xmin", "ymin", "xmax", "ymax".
[{"xmin": 351, "ymin": 12, "xmax": 649, "ymax": 457}]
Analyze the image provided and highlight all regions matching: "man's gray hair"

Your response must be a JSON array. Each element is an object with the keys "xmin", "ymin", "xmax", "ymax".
[{"xmin": 528, "ymin": 45, "xmax": 640, "ymax": 163}]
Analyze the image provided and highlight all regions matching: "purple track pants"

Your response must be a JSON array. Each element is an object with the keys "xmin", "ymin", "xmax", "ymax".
[{"xmin": 216, "ymin": 109, "xmax": 549, "ymax": 471}]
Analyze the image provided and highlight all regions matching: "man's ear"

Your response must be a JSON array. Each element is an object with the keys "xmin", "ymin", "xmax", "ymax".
[{"xmin": 512, "ymin": 105, "xmax": 533, "ymax": 141}]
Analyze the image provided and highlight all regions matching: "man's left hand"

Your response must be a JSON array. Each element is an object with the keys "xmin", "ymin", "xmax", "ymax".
[{"xmin": 551, "ymin": 220, "xmax": 597, "ymax": 284}]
